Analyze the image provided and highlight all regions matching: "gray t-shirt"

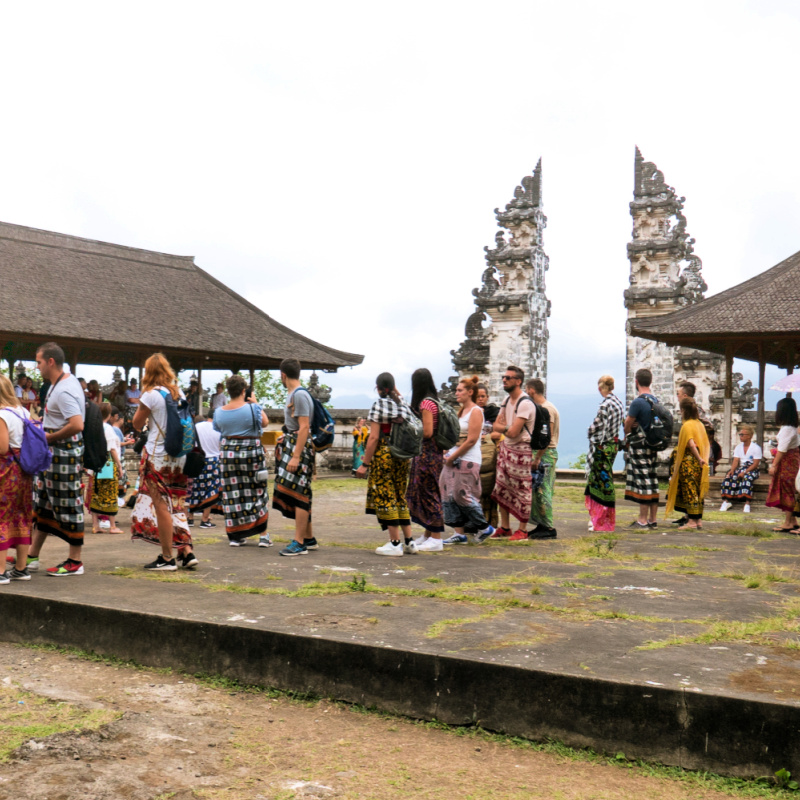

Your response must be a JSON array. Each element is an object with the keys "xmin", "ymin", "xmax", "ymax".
[
  {"xmin": 285, "ymin": 387, "xmax": 313, "ymax": 432},
  {"xmin": 44, "ymin": 374, "xmax": 86, "ymax": 429}
]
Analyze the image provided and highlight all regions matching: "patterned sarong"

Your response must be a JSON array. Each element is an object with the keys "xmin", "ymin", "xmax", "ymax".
[
  {"xmin": 406, "ymin": 437, "xmax": 444, "ymax": 533},
  {"xmin": 86, "ymin": 463, "xmax": 120, "ymax": 516},
  {"xmin": 189, "ymin": 456, "xmax": 222, "ymax": 512},
  {"xmin": 624, "ymin": 431, "xmax": 659, "ymax": 506},
  {"xmin": 669, "ymin": 450, "xmax": 704, "ymax": 519},
  {"xmin": 0, "ymin": 450, "xmax": 33, "ymax": 551},
  {"xmin": 34, "ymin": 434, "xmax": 85, "ymax": 547},
  {"xmin": 530, "ymin": 448, "xmax": 558, "ymax": 529},
  {"xmin": 439, "ymin": 459, "xmax": 489, "ymax": 533},
  {"xmin": 491, "ymin": 441, "xmax": 533, "ymax": 523},
  {"xmin": 584, "ymin": 440, "xmax": 618, "ymax": 532},
  {"xmin": 220, "ymin": 436, "xmax": 269, "ymax": 540},
  {"xmin": 720, "ymin": 466, "xmax": 760, "ymax": 502},
  {"xmin": 131, "ymin": 452, "xmax": 192, "ymax": 551},
  {"xmin": 366, "ymin": 439, "xmax": 411, "ymax": 529},
  {"xmin": 273, "ymin": 431, "xmax": 314, "ymax": 521},
  {"xmin": 766, "ymin": 448, "xmax": 800, "ymax": 513}
]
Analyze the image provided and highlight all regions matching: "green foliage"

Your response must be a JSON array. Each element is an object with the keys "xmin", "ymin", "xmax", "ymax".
[
  {"xmin": 347, "ymin": 575, "xmax": 368, "ymax": 592},
  {"xmin": 569, "ymin": 453, "xmax": 587, "ymax": 470},
  {"xmin": 250, "ymin": 370, "xmax": 333, "ymax": 408},
  {"xmin": 775, "ymin": 769, "xmax": 799, "ymax": 791}
]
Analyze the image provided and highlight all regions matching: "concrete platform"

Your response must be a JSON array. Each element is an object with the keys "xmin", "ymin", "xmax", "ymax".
[{"xmin": 1, "ymin": 477, "xmax": 799, "ymax": 778}]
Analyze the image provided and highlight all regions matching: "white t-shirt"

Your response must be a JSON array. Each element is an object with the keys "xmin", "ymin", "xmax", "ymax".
[
  {"xmin": 0, "ymin": 405, "xmax": 31, "ymax": 450},
  {"xmin": 104, "ymin": 422, "xmax": 120, "ymax": 454},
  {"xmin": 733, "ymin": 441, "xmax": 762, "ymax": 466},
  {"xmin": 14, "ymin": 385, "xmax": 23, "ymax": 398},
  {"xmin": 447, "ymin": 406, "xmax": 483, "ymax": 464},
  {"xmin": 211, "ymin": 392, "xmax": 227, "ymax": 411},
  {"xmin": 43, "ymin": 374, "xmax": 85, "ymax": 429},
  {"xmin": 140, "ymin": 386, "xmax": 185, "ymax": 457},
  {"xmin": 195, "ymin": 420, "xmax": 221, "ymax": 458},
  {"xmin": 777, "ymin": 426, "xmax": 800, "ymax": 453}
]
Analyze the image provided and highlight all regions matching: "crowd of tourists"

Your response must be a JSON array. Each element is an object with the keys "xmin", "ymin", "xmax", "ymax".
[{"xmin": 1, "ymin": 348, "xmax": 799, "ymax": 581}]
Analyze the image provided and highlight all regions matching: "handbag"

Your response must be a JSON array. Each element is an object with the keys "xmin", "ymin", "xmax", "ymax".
[
  {"xmin": 183, "ymin": 449, "xmax": 205, "ymax": 478},
  {"xmin": 96, "ymin": 458, "xmax": 115, "ymax": 480}
]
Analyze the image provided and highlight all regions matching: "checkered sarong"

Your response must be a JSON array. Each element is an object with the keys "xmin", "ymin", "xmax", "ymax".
[
  {"xmin": 34, "ymin": 433, "xmax": 85, "ymax": 546},
  {"xmin": 219, "ymin": 437, "xmax": 268, "ymax": 540},
  {"xmin": 272, "ymin": 431, "xmax": 315, "ymax": 520},
  {"xmin": 624, "ymin": 430, "xmax": 659, "ymax": 506}
]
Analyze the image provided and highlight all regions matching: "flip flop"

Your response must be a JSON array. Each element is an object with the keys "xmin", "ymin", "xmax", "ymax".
[
  {"xmin": 772, "ymin": 527, "xmax": 795, "ymax": 533},
  {"xmin": 677, "ymin": 525, "xmax": 700, "ymax": 531},
  {"xmin": 786, "ymin": 528, "xmax": 800, "ymax": 536}
]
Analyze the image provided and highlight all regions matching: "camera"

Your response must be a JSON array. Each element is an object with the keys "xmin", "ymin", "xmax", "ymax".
[{"xmin": 132, "ymin": 430, "xmax": 149, "ymax": 455}]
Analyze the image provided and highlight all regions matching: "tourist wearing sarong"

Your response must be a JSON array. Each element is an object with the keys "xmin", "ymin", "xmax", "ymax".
[
  {"xmin": 406, "ymin": 368, "xmax": 444, "ymax": 551},
  {"xmin": 189, "ymin": 417, "xmax": 222, "ymax": 528},
  {"xmin": 85, "ymin": 404, "xmax": 124, "ymax": 534},
  {"xmin": 355, "ymin": 372, "xmax": 415, "ymax": 556},
  {"xmin": 273, "ymin": 359, "xmax": 316, "ymax": 557},
  {"xmin": 215, "ymin": 375, "xmax": 270, "ymax": 547},
  {"xmin": 351, "ymin": 419, "xmax": 368, "ymax": 474},
  {"xmin": 623, "ymin": 368, "xmax": 660, "ymax": 529},
  {"xmin": 665, "ymin": 399, "xmax": 710, "ymax": 531},
  {"xmin": 131, "ymin": 353, "xmax": 198, "ymax": 571},
  {"xmin": 476, "ymin": 384, "xmax": 500, "ymax": 528},
  {"xmin": 719, "ymin": 425, "xmax": 762, "ymax": 513},
  {"xmin": 28, "ymin": 342, "xmax": 86, "ymax": 577},
  {"xmin": 526, "ymin": 378, "xmax": 560, "ymax": 540},
  {"xmin": 0, "ymin": 375, "xmax": 34, "ymax": 582},
  {"xmin": 440, "ymin": 377, "xmax": 494, "ymax": 545},
  {"xmin": 491, "ymin": 366, "xmax": 535, "ymax": 540},
  {"xmin": 766, "ymin": 398, "xmax": 800, "ymax": 534},
  {"xmin": 584, "ymin": 376, "xmax": 625, "ymax": 532}
]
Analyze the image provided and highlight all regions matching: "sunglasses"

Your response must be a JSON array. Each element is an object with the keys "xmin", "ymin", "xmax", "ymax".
[{"xmin": 502, "ymin": 375, "xmax": 519, "ymax": 381}]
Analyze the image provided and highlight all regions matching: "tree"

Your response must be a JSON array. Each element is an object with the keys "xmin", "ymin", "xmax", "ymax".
[{"xmin": 569, "ymin": 453, "xmax": 588, "ymax": 470}]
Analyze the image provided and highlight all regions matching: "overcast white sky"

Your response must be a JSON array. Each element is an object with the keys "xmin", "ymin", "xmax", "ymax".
[{"xmin": 3, "ymin": 1, "xmax": 799, "ymax": 409}]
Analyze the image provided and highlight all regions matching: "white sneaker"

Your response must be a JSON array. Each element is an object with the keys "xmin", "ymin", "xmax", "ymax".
[
  {"xmin": 412, "ymin": 534, "xmax": 429, "ymax": 547},
  {"xmin": 743, "ymin": 504, "xmax": 751, "ymax": 513},
  {"xmin": 99, "ymin": 519, "xmax": 111, "ymax": 530},
  {"xmin": 416, "ymin": 538, "xmax": 444, "ymax": 552},
  {"xmin": 403, "ymin": 541, "xmax": 418, "ymax": 554},
  {"xmin": 229, "ymin": 539, "xmax": 246, "ymax": 547},
  {"xmin": 719, "ymin": 501, "xmax": 732, "ymax": 512},
  {"xmin": 376, "ymin": 542, "xmax": 403, "ymax": 557}
]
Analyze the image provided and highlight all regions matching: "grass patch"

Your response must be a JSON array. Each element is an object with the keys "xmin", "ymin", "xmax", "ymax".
[
  {"xmin": 425, "ymin": 609, "xmax": 503, "ymax": 638},
  {"xmin": 713, "ymin": 525, "xmax": 776, "ymax": 539}
]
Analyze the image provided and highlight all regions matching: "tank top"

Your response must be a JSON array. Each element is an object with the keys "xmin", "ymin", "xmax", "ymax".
[{"xmin": 448, "ymin": 406, "xmax": 482, "ymax": 464}]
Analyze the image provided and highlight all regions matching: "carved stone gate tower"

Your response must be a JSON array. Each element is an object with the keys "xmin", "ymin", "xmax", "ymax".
[{"xmin": 448, "ymin": 160, "xmax": 550, "ymax": 400}]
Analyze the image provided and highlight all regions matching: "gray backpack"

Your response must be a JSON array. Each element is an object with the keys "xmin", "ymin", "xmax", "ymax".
[{"xmin": 431, "ymin": 398, "xmax": 460, "ymax": 451}]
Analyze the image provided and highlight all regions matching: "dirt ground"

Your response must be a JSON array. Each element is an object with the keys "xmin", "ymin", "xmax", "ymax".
[{"xmin": 0, "ymin": 643, "xmax": 768, "ymax": 800}]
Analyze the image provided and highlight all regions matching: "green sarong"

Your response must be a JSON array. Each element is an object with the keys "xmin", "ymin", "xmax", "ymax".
[{"xmin": 530, "ymin": 448, "xmax": 558, "ymax": 529}]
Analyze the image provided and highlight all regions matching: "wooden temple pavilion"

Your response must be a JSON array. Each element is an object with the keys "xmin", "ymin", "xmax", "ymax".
[
  {"xmin": 0, "ymin": 221, "xmax": 363, "ymax": 385},
  {"xmin": 629, "ymin": 247, "xmax": 800, "ymax": 457}
]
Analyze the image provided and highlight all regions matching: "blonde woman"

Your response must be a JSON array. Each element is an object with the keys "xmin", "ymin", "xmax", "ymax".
[
  {"xmin": 0, "ymin": 375, "xmax": 33, "ymax": 582},
  {"xmin": 719, "ymin": 424, "xmax": 762, "ymax": 513},
  {"xmin": 131, "ymin": 353, "xmax": 197, "ymax": 571}
]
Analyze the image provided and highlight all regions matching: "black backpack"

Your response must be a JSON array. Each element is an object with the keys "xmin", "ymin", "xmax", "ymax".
[
  {"xmin": 529, "ymin": 402, "xmax": 552, "ymax": 452},
  {"xmin": 642, "ymin": 396, "xmax": 674, "ymax": 451},
  {"xmin": 83, "ymin": 400, "xmax": 108, "ymax": 472}
]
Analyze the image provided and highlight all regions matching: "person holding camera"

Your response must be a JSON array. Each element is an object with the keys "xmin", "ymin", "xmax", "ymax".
[{"xmin": 213, "ymin": 375, "xmax": 270, "ymax": 547}]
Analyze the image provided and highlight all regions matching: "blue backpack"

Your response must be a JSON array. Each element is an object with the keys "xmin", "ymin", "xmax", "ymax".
[
  {"xmin": 7, "ymin": 408, "xmax": 52, "ymax": 475},
  {"xmin": 296, "ymin": 388, "xmax": 335, "ymax": 452},
  {"xmin": 158, "ymin": 390, "xmax": 195, "ymax": 457}
]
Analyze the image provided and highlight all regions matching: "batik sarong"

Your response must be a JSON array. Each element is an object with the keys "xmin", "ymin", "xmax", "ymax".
[
  {"xmin": 406, "ymin": 437, "xmax": 444, "ymax": 533},
  {"xmin": 491, "ymin": 441, "xmax": 533, "ymax": 523},
  {"xmin": 189, "ymin": 456, "xmax": 222, "ymax": 512},
  {"xmin": 479, "ymin": 435, "xmax": 498, "ymax": 527},
  {"xmin": 624, "ymin": 430, "xmax": 659, "ymax": 506},
  {"xmin": 439, "ymin": 459, "xmax": 489, "ymax": 533},
  {"xmin": 33, "ymin": 433, "xmax": 84, "ymax": 546},
  {"xmin": 766, "ymin": 448, "xmax": 800, "ymax": 513},
  {"xmin": 669, "ymin": 450, "xmax": 704, "ymax": 519},
  {"xmin": 721, "ymin": 466, "xmax": 760, "ymax": 502},
  {"xmin": 273, "ymin": 431, "xmax": 314, "ymax": 521},
  {"xmin": 530, "ymin": 448, "xmax": 558, "ymax": 529},
  {"xmin": 131, "ymin": 452, "xmax": 192, "ymax": 551},
  {"xmin": 220, "ymin": 436, "xmax": 269, "ymax": 540},
  {"xmin": 85, "ymin": 463, "xmax": 120, "ymax": 516},
  {"xmin": 0, "ymin": 450, "xmax": 33, "ymax": 552},
  {"xmin": 366, "ymin": 439, "xmax": 411, "ymax": 530},
  {"xmin": 584, "ymin": 440, "xmax": 618, "ymax": 532}
]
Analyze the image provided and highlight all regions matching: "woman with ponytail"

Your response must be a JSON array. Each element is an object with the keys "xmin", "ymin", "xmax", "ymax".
[{"xmin": 355, "ymin": 373, "xmax": 416, "ymax": 556}]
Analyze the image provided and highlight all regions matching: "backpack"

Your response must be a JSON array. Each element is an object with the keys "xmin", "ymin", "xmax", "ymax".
[
  {"xmin": 388, "ymin": 402, "xmax": 424, "ymax": 460},
  {"xmin": 429, "ymin": 398, "xmax": 459, "ymax": 451},
  {"xmin": 295, "ymin": 388, "xmax": 335, "ymax": 453},
  {"xmin": 83, "ymin": 400, "xmax": 108, "ymax": 472},
  {"xmin": 642, "ymin": 395, "xmax": 674, "ymax": 451},
  {"xmin": 158, "ymin": 389, "xmax": 195, "ymax": 458},
  {"xmin": 529, "ymin": 402, "xmax": 552, "ymax": 452},
  {"xmin": 5, "ymin": 408, "xmax": 52, "ymax": 475}
]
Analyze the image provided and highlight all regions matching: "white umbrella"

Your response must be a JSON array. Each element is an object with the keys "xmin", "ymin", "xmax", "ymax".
[{"xmin": 769, "ymin": 373, "xmax": 800, "ymax": 393}]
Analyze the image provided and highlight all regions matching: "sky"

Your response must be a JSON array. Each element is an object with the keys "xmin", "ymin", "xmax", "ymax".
[{"xmin": 3, "ymin": 1, "xmax": 800, "ymax": 451}]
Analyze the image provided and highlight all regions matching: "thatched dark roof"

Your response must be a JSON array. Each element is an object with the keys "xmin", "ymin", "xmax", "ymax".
[
  {"xmin": 629, "ymin": 248, "xmax": 800, "ymax": 367},
  {"xmin": 0, "ymin": 221, "xmax": 363, "ymax": 372}
]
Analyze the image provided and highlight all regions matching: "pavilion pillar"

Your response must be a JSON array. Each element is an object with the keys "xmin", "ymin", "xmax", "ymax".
[
  {"xmin": 788, "ymin": 345, "xmax": 796, "ymax": 398},
  {"xmin": 757, "ymin": 344, "xmax": 766, "ymax": 447},
  {"xmin": 68, "ymin": 347, "xmax": 79, "ymax": 377},
  {"xmin": 249, "ymin": 368, "xmax": 255, "ymax": 388},
  {"xmin": 197, "ymin": 366, "xmax": 203, "ymax": 415},
  {"xmin": 722, "ymin": 345, "xmax": 734, "ymax": 461}
]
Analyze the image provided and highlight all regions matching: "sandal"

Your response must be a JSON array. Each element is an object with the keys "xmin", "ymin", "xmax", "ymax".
[
  {"xmin": 677, "ymin": 524, "xmax": 700, "ymax": 531},
  {"xmin": 786, "ymin": 528, "xmax": 800, "ymax": 536},
  {"xmin": 91, "ymin": 528, "xmax": 101, "ymax": 534},
  {"xmin": 108, "ymin": 528, "xmax": 125, "ymax": 534},
  {"xmin": 772, "ymin": 527, "xmax": 795, "ymax": 533}
]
